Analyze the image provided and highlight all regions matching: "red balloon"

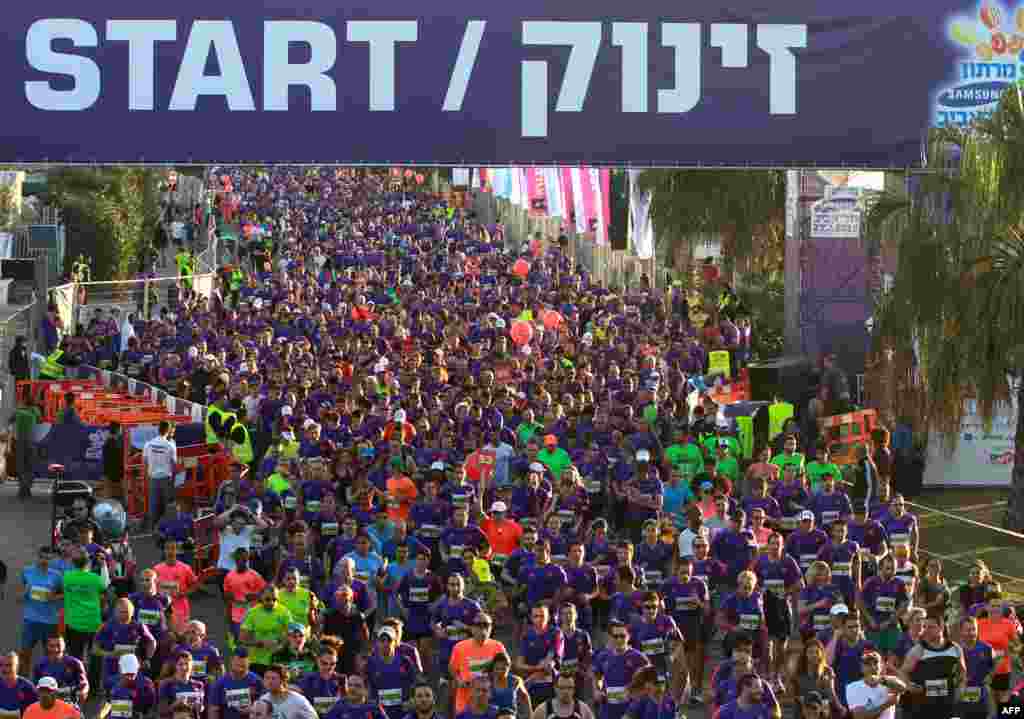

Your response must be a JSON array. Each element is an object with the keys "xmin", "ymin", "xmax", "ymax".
[
  {"xmin": 510, "ymin": 320, "xmax": 533, "ymax": 346},
  {"xmin": 530, "ymin": 238, "xmax": 542, "ymax": 258},
  {"xmin": 701, "ymin": 264, "xmax": 721, "ymax": 284},
  {"xmin": 415, "ymin": 174, "xmax": 425, "ymax": 185},
  {"xmin": 543, "ymin": 310, "xmax": 563, "ymax": 331},
  {"xmin": 404, "ymin": 169, "xmax": 414, "ymax": 178},
  {"xmin": 513, "ymin": 259, "xmax": 530, "ymax": 278},
  {"xmin": 391, "ymin": 168, "xmax": 401, "ymax": 177}
]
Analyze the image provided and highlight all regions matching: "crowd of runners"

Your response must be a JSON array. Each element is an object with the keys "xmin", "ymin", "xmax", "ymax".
[{"xmin": 6, "ymin": 168, "xmax": 1023, "ymax": 719}]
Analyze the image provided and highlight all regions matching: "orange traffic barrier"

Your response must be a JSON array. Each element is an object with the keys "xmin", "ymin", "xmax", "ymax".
[{"xmin": 819, "ymin": 409, "xmax": 879, "ymax": 467}]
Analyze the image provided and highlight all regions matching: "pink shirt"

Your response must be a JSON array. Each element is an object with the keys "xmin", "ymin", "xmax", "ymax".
[{"xmin": 152, "ymin": 561, "xmax": 198, "ymax": 628}]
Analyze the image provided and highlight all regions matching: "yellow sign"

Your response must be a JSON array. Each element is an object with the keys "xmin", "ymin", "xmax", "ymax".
[{"xmin": 708, "ymin": 350, "xmax": 731, "ymax": 378}]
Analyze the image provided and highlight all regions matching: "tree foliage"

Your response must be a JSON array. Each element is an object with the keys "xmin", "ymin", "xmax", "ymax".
[
  {"xmin": 868, "ymin": 88, "xmax": 1024, "ymax": 528},
  {"xmin": 637, "ymin": 169, "xmax": 786, "ymax": 276},
  {"xmin": 46, "ymin": 168, "xmax": 160, "ymax": 281}
]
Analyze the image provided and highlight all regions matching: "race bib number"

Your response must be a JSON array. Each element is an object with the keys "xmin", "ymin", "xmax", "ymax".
[
  {"xmin": 379, "ymin": 688, "xmax": 403, "ymax": 706},
  {"xmin": 355, "ymin": 571, "xmax": 370, "ymax": 584},
  {"xmin": 419, "ymin": 524, "xmax": 442, "ymax": 539},
  {"xmin": 585, "ymin": 480, "xmax": 602, "ymax": 494},
  {"xmin": 925, "ymin": 679, "xmax": 948, "ymax": 697},
  {"xmin": 447, "ymin": 625, "xmax": 468, "ymax": 641},
  {"xmin": 960, "ymin": 686, "xmax": 981, "ymax": 703},
  {"xmin": 492, "ymin": 554, "xmax": 508, "ymax": 567},
  {"xmin": 159, "ymin": 581, "xmax": 179, "ymax": 596},
  {"xmin": 813, "ymin": 614, "xmax": 831, "ymax": 631},
  {"xmin": 875, "ymin": 596, "xmax": 896, "ymax": 613},
  {"xmin": 469, "ymin": 658, "xmax": 491, "ymax": 677},
  {"xmin": 178, "ymin": 691, "xmax": 203, "ymax": 707},
  {"xmin": 449, "ymin": 545, "xmax": 465, "ymax": 559},
  {"xmin": 645, "ymin": 570, "xmax": 664, "ymax": 587},
  {"xmin": 780, "ymin": 516, "xmax": 798, "ymax": 531},
  {"xmin": 114, "ymin": 644, "xmax": 136, "ymax": 656},
  {"xmin": 192, "ymin": 660, "xmax": 207, "ymax": 677},
  {"xmin": 889, "ymin": 532, "xmax": 909, "ymax": 546},
  {"xmin": 306, "ymin": 500, "xmax": 322, "ymax": 514},
  {"xmin": 821, "ymin": 511, "xmax": 840, "ymax": 524},
  {"xmin": 763, "ymin": 579, "xmax": 785, "ymax": 596},
  {"xmin": 676, "ymin": 595, "xmax": 698, "ymax": 611},
  {"xmin": 321, "ymin": 523, "xmax": 339, "ymax": 537},
  {"xmin": 561, "ymin": 658, "xmax": 578, "ymax": 673},
  {"xmin": 607, "ymin": 686, "xmax": 627, "ymax": 704},
  {"xmin": 313, "ymin": 696, "xmax": 336, "ymax": 714},
  {"xmin": 451, "ymin": 493, "xmax": 469, "ymax": 507},
  {"xmin": 800, "ymin": 554, "xmax": 818, "ymax": 570},
  {"xmin": 641, "ymin": 638, "xmax": 665, "ymax": 656},
  {"xmin": 284, "ymin": 496, "xmax": 298, "ymax": 510},
  {"xmin": 110, "ymin": 700, "xmax": 133, "ymax": 718},
  {"xmin": 832, "ymin": 562, "xmax": 852, "ymax": 577},
  {"xmin": 226, "ymin": 688, "xmax": 252, "ymax": 709},
  {"xmin": 557, "ymin": 510, "xmax": 575, "ymax": 525},
  {"xmin": 739, "ymin": 613, "xmax": 761, "ymax": 631},
  {"xmin": 409, "ymin": 586, "xmax": 429, "ymax": 603},
  {"xmin": 30, "ymin": 586, "xmax": 50, "ymax": 602}
]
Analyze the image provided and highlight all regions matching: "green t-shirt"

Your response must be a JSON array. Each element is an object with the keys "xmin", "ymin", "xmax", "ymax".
[
  {"xmin": 266, "ymin": 473, "xmax": 292, "ymax": 496},
  {"xmin": 805, "ymin": 461, "xmax": 843, "ymax": 492},
  {"xmin": 14, "ymin": 406, "xmax": 40, "ymax": 438},
  {"xmin": 771, "ymin": 452, "xmax": 806, "ymax": 474},
  {"xmin": 63, "ymin": 569, "xmax": 109, "ymax": 633},
  {"xmin": 241, "ymin": 603, "xmax": 294, "ymax": 666},
  {"xmin": 537, "ymin": 446, "xmax": 572, "ymax": 482},
  {"xmin": 703, "ymin": 436, "xmax": 740, "ymax": 459},
  {"xmin": 664, "ymin": 443, "xmax": 705, "ymax": 476},
  {"xmin": 516, "ymin": 422, "xmax": 541, "ymax": 447},
  {"xmin": 715, "ymin": 456, "xmax": 741, "ymax": 483},
  {"xmin": 277, "ymin": 587, "xmax": 314, "ymax": 629}
]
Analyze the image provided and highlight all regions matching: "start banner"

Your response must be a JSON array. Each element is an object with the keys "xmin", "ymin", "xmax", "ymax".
[{"xmin": 0, "ymin": 1, "xmax": 1008, "ymax": 166}]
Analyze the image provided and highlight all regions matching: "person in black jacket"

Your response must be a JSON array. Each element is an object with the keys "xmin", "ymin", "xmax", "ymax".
[
  {"xmin": 8, "ymin": 336, "xmax": 29, "ymax": 381},
  {"xmin": 102, "ymin": 423, "xmax": 124, "ymax": 500}
]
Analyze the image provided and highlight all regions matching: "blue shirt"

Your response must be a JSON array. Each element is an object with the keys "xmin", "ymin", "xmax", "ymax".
[{"xmin": 21, "ymin": 564, "xmax": 63, "ymax": 624}]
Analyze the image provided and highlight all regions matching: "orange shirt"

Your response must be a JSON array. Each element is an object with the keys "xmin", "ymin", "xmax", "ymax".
[
  {"xmin": 449, "ymin": 638, "xmax": 507, "ymax": 713},
  {"xmin": 480, "ymin": 518, "xmax": 523, "ymax": 559},
  {"xmin": 152, "ymin": 561, "xmax": 198, "ymax": 630},
  {"xmin": 978, "ymin": 615, "xmax": 1019, "ymax": 674},
  {"xmin": 223, "ymin": 569, "xmax": 268, "ymax": 624},
  {"xmin": 23, "ymin": 700, "xmax": 80, "ymax": 719},
  {"xmin": 386, "ymin": 475, "xmax": 419, "ymax": 521}
]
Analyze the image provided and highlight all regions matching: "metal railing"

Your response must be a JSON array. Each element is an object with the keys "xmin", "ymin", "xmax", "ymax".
[{"xmin": 0, "ymin": 302, "xmax": 36, "ymax": 421}]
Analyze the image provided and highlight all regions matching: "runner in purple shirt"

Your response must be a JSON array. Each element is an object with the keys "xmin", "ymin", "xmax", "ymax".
[
  {"xmin": 785, "ymin": 512, "xmax": 829, "ymax": 575},
  {"xmin": 514, "ymin": 605, "xmax": 564, "ymax": 709},
  {"xmin": 518, "ymin": 541, "xmax": 568, "ymax": 609},
  {"xmin": 593, "ymin": 621, "xmax": 650, "ymax": 719},
  {"xmin": 752, "ymin": 532, "xmax": 803, "ymax": 679},
  {"xmin": 716, "ymin": 674, "xmax": 781, "ymax": 719},
  {"xmin": 717, "ymin": 571, "xmax": 770, "ymax": 668},
  {"xmin": 816, "ymin": 521, "xmax": 861, "ymax": 608}
]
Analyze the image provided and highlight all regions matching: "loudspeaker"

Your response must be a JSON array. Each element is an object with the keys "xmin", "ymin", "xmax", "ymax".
[{"xmin": 747, "ymin": 355, "xmax": 814, "ymax": 407}]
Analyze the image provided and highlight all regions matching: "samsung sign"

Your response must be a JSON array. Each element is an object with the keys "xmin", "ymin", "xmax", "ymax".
[{"xmin": 0, "ymin": 1, "xmax": 995, "ymax": 166}]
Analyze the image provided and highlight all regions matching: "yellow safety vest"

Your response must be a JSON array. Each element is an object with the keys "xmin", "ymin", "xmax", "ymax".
[
  {"xmin": 708, "ymin": 350, "xmax": 731, "ymax": 378},
  {"xmin": 40, "ymin": 350, "xmax": 65, "ymax": 379},
  {"xmin": 768, "ymin": 402, "xmax": 795, "ymax": 441},
  {"xmin": 232, "ymin": 424, "xmax": 254, "ymax": 464},
  {"xmin": 736, "ymin": 416, "xmax": 754, "ymax": 460},
  {"xmin": 205, "ymin": 406, "xmax": 224, "ymax": 444},
  {"xmin": 279, "ymin": 438, "xmax": 300, "ymax": 460}
]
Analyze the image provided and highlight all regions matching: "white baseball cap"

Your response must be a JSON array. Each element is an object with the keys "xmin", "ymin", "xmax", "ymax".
[
  {"xmin": 281, "ymin": 405, "xmax": 293, "ymax": 417},
  {"xmin": 636, "ymin": 449, "xmax": 651, "ymax": 462},
  {"xmin": 36, "ymin": 677, "xmax": 59, "ymax": 691},
  {"xmin": 799, "ymin": 510, "xmax": 815, "ymax": 521},
  {"xmin": 393, "ymin": 409, "xmax": 407, "ymax": 423},
  {"xmin": 430, "ymin": 461, "xmax": 446, "ymax": 471},
  {"xmin": 490, "ymin": 501, "xmax": 508, "ymax": 513},
  {"xmin": 830, "ymin": 604, "xmax": 850, "ymax": 616},
  {"xmin": 529, "ymin": 462, "xmax": 545, "ymax": 473},
  {"xmin": 119, "ymin": 654, "xmax": 141, "ymax": 674}
]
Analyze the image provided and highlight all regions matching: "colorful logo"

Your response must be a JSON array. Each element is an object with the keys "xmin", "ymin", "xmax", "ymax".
[{"xmin": 934, "ymin": 3, "xmax": 1024, "ymax": 127}]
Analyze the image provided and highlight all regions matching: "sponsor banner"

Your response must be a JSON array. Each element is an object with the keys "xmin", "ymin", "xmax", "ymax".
[{"xmin": 924, "ymin": 400, "xmax": 1016, "ymax": 487}]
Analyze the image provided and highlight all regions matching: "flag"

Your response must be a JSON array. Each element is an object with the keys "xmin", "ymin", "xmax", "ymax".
[
  {"xmin": 580, "ymin": 168, "xmax": 597, "ymax": 236},
  {"xmin": 560, "ymin": 169, "xmax": 575, "ymax": 227},
  {"xmin": 544, "ymin": 168, "xmax": 563, "ymax": 219},
  {"xmin": 570, "ymin": 169, "xmax": 587, "ymax": 234},
  {"xmin": 629, "ymin": 169, "xmax": 655, "ymax": 260},
  {"xmin": 601, "ymin": 170, "xmax": 612, "ymax": 245},
  {"xmin": 589, "ymin": 168, "xmax": 606, "ymax": 244}
]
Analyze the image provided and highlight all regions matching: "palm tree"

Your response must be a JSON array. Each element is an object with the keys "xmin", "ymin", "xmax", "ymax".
[{"xmin": 868, "ymin": 88, "xmax": 1024, "ymax": 530}]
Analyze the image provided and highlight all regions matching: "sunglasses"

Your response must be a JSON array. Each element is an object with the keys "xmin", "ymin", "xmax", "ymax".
[
  {"xmin": 475, "ymin": 623, "xmax": 493, "ymax": 629},
  {"xmin": 610, "ymin": 633, "xmax": 628, "ymax": 639}
]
